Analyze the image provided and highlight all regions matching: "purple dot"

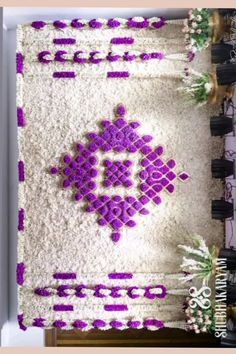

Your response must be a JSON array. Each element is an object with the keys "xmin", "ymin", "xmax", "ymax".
[
  {"xmin": 153, "ymin": 195, "xmax": 162, "ymax": 205},
  {"xmin": 153, "ymin": 184, "xmax": 162, "ymax": 193},
  {"xmin": 127, "ymin": 145, "xmax": 137, "ymax": 153},
  {"xmin": 152, "ymin": 171, "xmax": 162, "ymax": 180},
  {"xmin": 155, "ymin": 145, "xmax": 164, "ymax": 155},
  {"xmin": 63, "ymin": 167, "xmax": 71, "ymax": 176},
  {"xmin": 178, "ymin": 172, "xmax": 190, "ymax": 181},
  {"xmin": 146, "ymin": 177, "xmax": 155, "ymax": 186},
  {"xmin": 141, "ymin": 145, "xmax": 152, "ymax": 155},
  {"xmin": 130, "ymin": 121, "xmax": 140, "ymax": 129},
  {"xmin": 92, "ymin": 319, "xmax": 106, "ymax": 328},
  {"xmin": 102, "ymin": 144, "xmax": 112, "ymax": 152},
  {"xmin": 114, "ymin": 118, "xmax": 126, "ymax": 128},
  {"xmin": 76, "ymin": 155, "xmax": 85, "ymax": 164},
  {"xmin": 76, "ymin": 143, "xmax": 84, "ymax": 152},
  {"xmin": 73, "ymin": 320, "xmax": 87, "ymax": 329},
  {"xmin": 69, "ymin": 160, "xmax": 77, "ymax": 169},
  {"xmin": 31, "ymin": 21, "xmax": 46, "ymax": 29},
  {"xmin": 139, "ymin": 195, "xmax": 150, "ymax": 205},
  {"xmin": 140, "ymin": 208, "xmax": 149, "ymax": 215},
  {"xmin": 111, "ymin": 219, "xmax": 123, "ymax": 230},
  {"xmin": 114, "ymin": 180, "xmax": 122, "ymax": 187},
  {"xmin": 126, "ymin": 220, "xmax": 136, "ymax": 227},
  {"xmin": 100, "ymin": 195, "xmax": 110, "ymax": 202},
  {"xmin": 111, "ymin": 232, "xmax": 121, "ymax": 242},
  {"xmin": 101, "ymin": 120, "xmax": 111, "ymax": 128},
  {"xmin": 110, "ymin": 320, "xmax": 123, "ymax": 328},
  {"xmin": 166, "ymin": 171, "xmax": 176, "ymax": 181},
  {"xmin": 160, "ymin": 178, "xmax": 169, "ymax": 187},
  {"xmin": 63, "ymin": 179, "xmax": 70, "ymax": 188},
  {"xmin": 124, "ymin": 180, "xmax": 133, "ymax": 188},
  {"xmin": 140, "ymin": 183, "xmax": 149, "ymax": 192},
  {"xmin": 88, "ymin": 156, "xmax": 98, "ymax": 165},
  {"xmin": 147, "ymin": 152, "xmax": 157, "ymax": 161},
  {"xmin": 159, "ymin": 165, "xmax": 169, "ymax": 174},
  {"xmin": 167, "ymin": 159, "xmax": 176, "ymax": 168},
  {"xmin": 125, "ymin": 196, "xmax": 136, "ymax": 204},
  {"xmin": 139, "ymin": 170, "xmax": 148, "ymax": 180},
  {"xmin": 85, "ymin": 205, "xmax": 95, "ymax": 212},
  {"xmin": 116, "ymin": 104, "xmax": 126, "ymax": 116},
  {"xmin": 112, "ymin": 195, "xmax": 121, "ymax": 202},
  {"xmin": 133, "ymin": 201, "xmax": 142, "ymax": 210},
  {"xmin": 141, "ymin": 158, "xmax": 149, "ymax": 167},
  {"xmin": 87, "ymin": 181, "xmax": 96, "ymax": 190},
  {"xmin": 127, "ymin": 207, "xmax": 136, "ymax": 217},
  {"xmin": 146, "ymin": 189, "xmax": 156, "ymax": 198},
  {"xmin": 166, "ymin": 184, "xmax": 175, "ymax": 193},
  {"xmin": 98, "ymin": 218, "xmax": 107, "ymax": 226},
  {"xmin": 142, "ymin": 135, "xmax": 153, "ymax": 143},
  {"xmin": 88, "ymin": 143, "xmax": 98, "ymax": 152},
  {"xmin": 50, "ymin": 166, "xmax": 58, "ymax": 174},
  {"xmin": 127, "ymin": 320, "xmax": 141, "ymax": 328},
  {"xmin": 85, "ymin": 193, "xmax": 97, "ymax": 202},
  {"xmin": 89, "ymin": 168, "xmax": 98, "ymax": 178},
  {"xmin": 154, "ymin": 158, "xmax": 164, "ymax": 167},
  {"xmin": 103, "ymin": 180, "xmax": 112, "ymax": 187},
  {"xmin": 53, "ymin": 20, "xmax": 67, "ymax": 29},
  {"xmin": 63, "ymin": 154, "xmax": 71, "ymax": 164}
]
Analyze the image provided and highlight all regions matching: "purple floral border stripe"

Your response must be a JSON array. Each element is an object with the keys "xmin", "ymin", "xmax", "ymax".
[
  {"xmin": 111, "ymin": 37, "xmax": 134, "ymax": 44},
  {"xmin": 31, "ymin": 17, "xmax": 166, "ymax": 30},
  {"xmin": 16, "ymin": 53, "xmax": 24, "ymax": 74},
  {"xmin": 18, "ymin": 160, "xmax": 25, "ymax": 182},
  {"xmin": 53, "ymin": 71, "xmax": 76, "ymax": 78},
  {"xmin": 107, "ymin": 71, "xmax": 129, "ymax": 78},
  {"xmin": 104, "ymin": 304, "xmax": 128, "ymax": 311},
  {"xmin": 17, "ymin": 107, "xmax": 26, "ymax": 127},
  {"xmin": 16, "ymin": 262, "xmax": 25, "ymax": 285},
  {"xmin": 18, "ymin": 208, "xmax": 24, "ymax": 231},
  {"xmin": 53, "ymin": 304, "xmax": 74, "ymax": 311},
  {"xmin": 53, "ymin": 38, "xmax": 76, "ymax": 45},
  {"xmin": 108, "ymin": 272, "xmax": 133, "ymax": 279},
  {"xmin": 53, "ymin": 272, "xmax": 76, "ymax": 279},
  {"xmin": 27, "ymin": 318, "xmax": 165, "ymax": 330}
]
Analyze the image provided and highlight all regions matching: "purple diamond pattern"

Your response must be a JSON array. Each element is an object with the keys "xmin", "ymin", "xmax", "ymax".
[
  {"xmin": 50, "ymin": 104, "xmax": 190, "ymax": 243},
  {"xmin": 103, "ymin": 159, "xmax": 133, "ymax": 188}
]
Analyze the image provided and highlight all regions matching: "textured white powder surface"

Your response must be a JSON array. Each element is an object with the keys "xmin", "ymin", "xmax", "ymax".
[{"xmin": 17, "ymin": 18, "xmax": 223, "ymax": 329}]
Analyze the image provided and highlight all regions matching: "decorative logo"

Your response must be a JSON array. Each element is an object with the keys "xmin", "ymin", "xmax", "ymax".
[
  {"xmin": 188, "ymin": 286, "xmax": 212, "ymax": 310},
  {"xmin": 50, "ymin": 104, "xmax": 190, "ymax": 243}
]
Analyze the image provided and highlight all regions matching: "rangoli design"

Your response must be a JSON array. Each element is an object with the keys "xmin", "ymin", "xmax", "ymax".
[{"xmin": 50, "ymin": 104, "xmax": 190, "ymax": 243}]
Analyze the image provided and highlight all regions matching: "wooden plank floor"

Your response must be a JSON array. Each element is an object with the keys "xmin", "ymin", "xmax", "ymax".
[{"xmin": 45, "ymin": 328, "xmax": 220, "ymax": 347}]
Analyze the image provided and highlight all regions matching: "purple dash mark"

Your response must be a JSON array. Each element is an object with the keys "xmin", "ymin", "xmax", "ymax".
[
  {"xmin": 143, "ymin": 319, "xmax": 164, "ymax": 328},
  {"xmin": 32, "ymin": 318, "xmax": 45, "ymax": 327},
  {"xmin": 116, "ymin": 103, "xmax": 126, "ymax": 116},
  {"xmin": 34, "ymin": 287, "xmax": 51, "ymax": 296},
  {"xmin": 111, "ymin": 232, "xmax": 121, "ymax": 242},
  {"xmin": 17, "ymin": 314, "xmax": 27, "ymax": 331},
  {"xmin": 104, "ymin": 304, "xmax": 128, "ymax": 311},
  {"xmin": 89, "ymin": 19, "xmax": 103, "ymax": 29},
  {"xmin": 53, "ymin": 38, "xmax": 76, "ymax": 45},
  {"xmin": 18, "ymin": 160, "xmax": 25, "ymax": 182},
  {"xmin": 110, "ymin": 320, "xmax": 123, "ymax": 328},
  {"xmin": 31, "ymin": 21, "xmax": 46, "ymax": 29},
  {"xmin": 53, "ymin": 304, "xmax": 74, "ymax": 311},
  {"xmin": 16, "ymin": 262, "xmax": 25, "ymax": 285},
  {"xmin": 53, "ymin": 320, "xmax": 67, "ymax": 328},
  {"xmin": 17, "ymin": 107, "xmax": 25, "ymax": 127},
  {"xmin": 53, "ymin": 20, "xmax": 68, "ymax": 29},
  {"xmin": 53, "ymin": 272, "xmax": 76, "ymax": 280},
  {"xmin": 107, "ymin": 52, "xmax": 121, "ymax": 62},
  {"xmin": 127, "ymin": 17, "xmax": 149, "ymax": 28},
  {"xmin": 107, "ymin": 71, "xmax": 129, "ymax": 78},
  {"xmin": 152, "ymin": 17, "xmax": 166, "ymax": 29},
  {"xmin": 53, "ymin": 71, "xmax": 76, "ymax": 78},
  {"xmin": 16, "ymin": 53, "xmax": 23, "ymax": 74},
  {"xmin": 92, "ymin": 319, "xmax": 106, "ymax": 328},
  {"xmin": 111, "ymin": 37, "xmax": 134, "ymax": 45},
  {"xmin": 73, "ymin": 320, "xmax": 88, "ymax": 329},
  {"xmin": 38, "ymin": 51, "xmax": 51, "ymax": 64},
  {"xmin": 108, "ymin": 272, "xmax": 133, "ymax": 280},
  {"xmin": 107, "ymin": 18, "xmax": 121, "ymax": 28},
  {"xmin": 18, "ymin": 208, "xmax": 24, "ymax": 231},
  {"xmin": 145, "ymin": 285, "xmax": 167, "ymax": 299}
]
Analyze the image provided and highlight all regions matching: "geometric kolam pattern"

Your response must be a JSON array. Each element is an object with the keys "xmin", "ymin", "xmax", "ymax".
[{"xmin": 50, "ymin": 104, "xmax": 190, "ymax": 243}]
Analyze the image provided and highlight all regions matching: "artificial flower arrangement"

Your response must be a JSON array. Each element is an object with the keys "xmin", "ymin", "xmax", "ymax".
[
  {"xmin": 183, "ymin": 8, "xmax": 229, "ymax": 55},
  {"xmin": 178, "ymin": 235, "xmax": 217, "ymax": 334},
  {"xmin": 178, "ymin": 234, "xmax": 218, "ymax": 285},
  {"xmin": 178, "ymin": 68, "xmax": 235, "ymax": 105},
  {"xmin": 183, "ymin": 296, "xmax": 215, "ymax": 334}
]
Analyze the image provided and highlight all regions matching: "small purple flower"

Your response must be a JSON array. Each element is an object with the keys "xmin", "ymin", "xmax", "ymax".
[
  {"xmin": 31, "ymin": 21, "xmax": 46, "ymax": 29},
  {"xmin": 71, "ymin": 18, "xmax": 85, "ymax": 28},
  {"xmin": 53, "ymin": 20, "xmax": 67, "ymax": 29},
  {"xmin": 127, "ymin": 17, "xmax": 149, "ymax": 28},
  {"xmin": 89, "ymin": 19, "xmax": 103, "ymax": 29},
  {"xmin": 92, "ymin": 319, "xmax": 106, "ymax": 328},
  {"xmin": 18, "ymin": 314, "xmax": 27, "ymax": 331},
  {"xmin": 187, "ymin": 50, "xmax": 195, "ymax": 62},
  {"xmin": 152, "ymin": 17, "xmax": 166, "ymax": 29},
  {"xmin": 53, "ymin": 320, "xmax": 67, "ymax": 328},
  {"xmin": 107, "ymin": 18, "xmax": 121, "ymax": 28}
]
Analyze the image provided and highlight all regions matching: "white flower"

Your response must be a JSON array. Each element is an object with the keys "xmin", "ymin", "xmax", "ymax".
[
  {"xmin": 204, "ymin": 315, "xmax": 209, "ymax": 320},
  {"xmin": 197, "ymin": 8, "xmax": 202, "ymax": 11},
  {"xmin": 190, "ymin": 29, "xmax": 195, "ymax": 34},
  {"xmin": 197, "ymin": 310, "xmax": 202, "ymax": 317},
  {"xmin": 193, "ymin": 324, "xmax": 198, "ymax": 330},
  {"xmin": 187, "ymin": 319, "xmax": 192, "ymax": 324},
  {"xmin": 190, "ymin": 38, "xmax": 196, "ymax": 45},
  {"xmin": 184, "ymin": 19, "xmax": 188, "ymax": 26},
  {"xmin": 195, "ymin": 329, "xmax": 200, "ymax": 334},
  {"xmin": 190, "ymin": 14, "xmax": 195, "ymax": 20},
  {"xmin": 196, "ymin": 29, "xmax": 202, "ymax": 34},
  {"xmin": 198, "ymin": 318, "xmax": 203, "ymax": 323},
  {"xmin": 191, "ymin": 47, "xmax": 197, "ymax": 53},
  {"xmin": 196, "ymin": 15, "xmax": 202, "ymax": 22},
  {"xmin": 204, "ymin": 82, "xmax": 212, "ymax": 93},
  {"xmin": 201, "ymin": 327, "xmax": 207, "ymax": 332},
  {"xmin": 192, "ymin": 22, "xmax": 198, "ymax": 28},
  {"xmin": 205, "ymin": 320, "xmax": 212, "ymax": 325},
  {"xmin": 188, "ymin": 10, "xmax": 192, "ymax": 16}
]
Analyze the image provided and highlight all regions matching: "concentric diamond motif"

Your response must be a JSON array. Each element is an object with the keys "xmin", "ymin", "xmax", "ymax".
[{"xmin": 50, "ymin": 104, "xmax": 190, "ymax": 243}]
